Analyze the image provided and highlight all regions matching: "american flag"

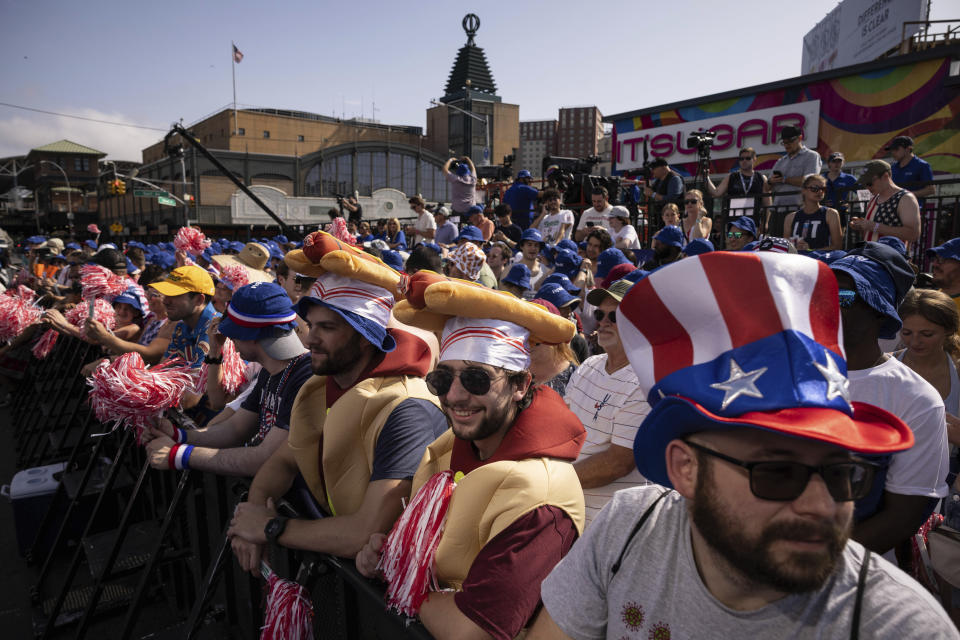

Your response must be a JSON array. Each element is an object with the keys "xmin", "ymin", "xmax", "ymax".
[{"xmin": 232, "ymin": 44, "xmax": 244, "ymax": 64}]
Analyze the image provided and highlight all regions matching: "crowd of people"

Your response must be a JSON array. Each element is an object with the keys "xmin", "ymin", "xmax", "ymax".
[{"xmin": 0, "ymin": 145, "xmax": 957, "ymax": 639}]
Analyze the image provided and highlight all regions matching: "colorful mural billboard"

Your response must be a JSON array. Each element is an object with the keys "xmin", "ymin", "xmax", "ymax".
[{"xmin": 611, "ymin": 56, "xmax": 960, "ymax": 178}]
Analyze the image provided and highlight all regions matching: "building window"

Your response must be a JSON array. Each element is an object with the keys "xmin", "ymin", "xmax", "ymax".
[
  {"xmin": 263, "ymin": 130, "xmax": 270, "ymax": 138},
  {"xmin": 297, "ymin": 135, "xmax": 305, "ymax": 142},
  {"xmin": 238, "ymin": 128, "xmax": 245, "ymax": 136}
]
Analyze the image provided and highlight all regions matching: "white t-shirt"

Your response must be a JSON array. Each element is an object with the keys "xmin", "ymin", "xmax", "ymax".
[
  {"xmin": 576, "ymin": 204, "xmax": 613, "ymax": 232},
  {"xmin": 539, "ymin": 210, "xmax": 575, "ymax": 244},
  {"xmin": 564, "ymin": 354, "xmax": 650, "ymax": 526},
  {"xmin": 613, "ymin": 224, "xmax": 641, "ymax": 250},
  {"xmin": 413, "ymin": 211, "xmax": 436, "ymax": 245},
  {"xmin": 847, "ymin": 357, "xmax": 949, "ymax": 499}
]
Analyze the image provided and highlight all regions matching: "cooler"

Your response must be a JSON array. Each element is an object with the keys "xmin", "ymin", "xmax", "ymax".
[{"xmin": 2, "ymin": 462, "xmax": 66, "ymax": 556}]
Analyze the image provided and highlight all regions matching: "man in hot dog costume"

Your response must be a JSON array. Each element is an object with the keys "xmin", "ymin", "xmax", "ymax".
[
  {"xmin": 227, "ymin": 232, "xmax": 447, "ymax": 570},
  {"xmin": 356, "ymin": 270, "xmax": 587, "ymax": 640}
]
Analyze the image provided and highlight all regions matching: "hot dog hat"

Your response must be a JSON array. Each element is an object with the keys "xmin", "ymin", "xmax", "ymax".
[
  {"xmin": 617, "ymin": 252, "xmax": 914, "ymax": 488},
  {"xmin": 394, "ymin": 271, "xmax": 575, "ymax": 371}
]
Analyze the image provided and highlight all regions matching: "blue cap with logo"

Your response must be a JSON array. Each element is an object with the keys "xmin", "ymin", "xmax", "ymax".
[
  {"xmin": 654, "ymin": 225, "xmax": 685, "ymax": 249},
  {"xmin": 501, "ymin": 263, "xmax": 531, "ymax": 291}
]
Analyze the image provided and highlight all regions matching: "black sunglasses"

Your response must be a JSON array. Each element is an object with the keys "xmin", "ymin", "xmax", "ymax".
[
  {"xmin": 684, "ymin": 199, "xmax": 698, "ymax": 205},
  {"xmin": 425, "ymin": 367, "xmax": 505, "ymax": 396},
  {"xmin": 593, "ymin": 309, "xmax": 616, "ymax": 323},
  {"xmin": 294, "ymin": 275, "xmax": 317, "ymax": 288},
  {"xmin": 684, "ymin": 440, "xmax": 877, "ymax": 502},
  {"xmin": 738, "ymin": 156, "xmax": 753, "ymax": 161},
  {"xmin": 805, "ymin": 185, "xmax": 825, "ymax": 193}
]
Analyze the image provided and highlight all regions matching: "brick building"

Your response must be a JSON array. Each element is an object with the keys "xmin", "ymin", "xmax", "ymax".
[
  {"xmin": 517, "ymin": 120, "xmax": 557, "ymax": 177},
  {"xmin": 557, "ymin": 106, "xmax": 603, "ymax": 158}
]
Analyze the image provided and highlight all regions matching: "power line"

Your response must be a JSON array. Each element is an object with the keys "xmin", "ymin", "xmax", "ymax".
[{"xmin": 0, "ymin": 101, "xmax": 168, "ymax": 132}]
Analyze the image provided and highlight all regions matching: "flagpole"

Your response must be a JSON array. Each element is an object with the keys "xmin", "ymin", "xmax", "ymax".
[{"xmin": 231, "ymin": 42, "xmax": 238, "ymax": 136}]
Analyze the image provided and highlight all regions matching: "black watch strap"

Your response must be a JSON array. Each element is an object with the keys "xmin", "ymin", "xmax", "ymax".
[
  {"xmin": 204, "ymin": 354, "xmax": 223, "ymax": 365},
  {"xmin": 264, "ymin": 516, "xmax": 289, "ymax": 544}
]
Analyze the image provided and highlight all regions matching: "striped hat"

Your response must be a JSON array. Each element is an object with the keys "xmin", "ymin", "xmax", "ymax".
[
  {"xmin": 617, "ymin": 252, "xmax": 913, "ymax": 487},
  {"xmin": 297, "ymin": 271, "xmax": 396, "ymax": 352}
]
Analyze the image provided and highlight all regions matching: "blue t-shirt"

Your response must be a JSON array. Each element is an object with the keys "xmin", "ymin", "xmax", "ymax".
[
  {"xmin": 822, "ymin": 171, "xmax": 858, "ymax": 212},
  {"xmin": 387, "ymin": 230, "xmax": 407, "ymax": 251},
  {"xmin": 502, "ymin": 183, "xmax": 540, "ymax": 230},
  {"xmin": 164, "ymin": 302, "xmax": 218, "ymax": 368},
  {"xmin": 435, "ymin": 220, "xmax": 459, "ymax": 246},
  {"xmin": 891, "ymin": 156, "xmax": 933, "ymax": 205},
  {"xmin": 371, "ymin": 398, "xmax": 448, "ymax": 481}
]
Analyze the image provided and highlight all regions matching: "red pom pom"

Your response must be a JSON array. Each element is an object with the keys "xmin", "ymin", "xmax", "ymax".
[
  {"xmin": 87, "ymin": 353, "xmax": 197, "ymax": 441},
  {"xmin": 260, "ymin": 566, "xmax": 313, "ymax": 640},
  {"xmin": 80, "ymin": 264, "xmax": 127, "ymax": 300},
  {"xmin": 378, "ymin": 470, "xmax": 457, "ymax": 616},
  {"xmin": 219, "ymin": 264, "xmax": 250, "ymax": 291},
  {"xmin": 0, "ymin": 293, "xmax": 41, "ymax": 342},
  {"xmin": 193, "ymin": 339, "xmax": 247, "ymax": 396},
  {"xmin": 174, "ymin": 226, "xmax": 212, "ymax": 257}
]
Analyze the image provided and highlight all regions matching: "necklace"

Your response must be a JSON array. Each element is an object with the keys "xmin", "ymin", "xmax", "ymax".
[
  {"xmin": 254, "ymin": 352, "xmax": 309, "ymax": 444},
  {"xmin": 738, "ymin": 172, "xmax": 755, "ymax": 195}
]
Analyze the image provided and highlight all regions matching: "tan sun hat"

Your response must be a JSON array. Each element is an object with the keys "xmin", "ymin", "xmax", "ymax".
[{"xmin": 212, "ymin": 242, "xmax": 272, "ymax": 282}]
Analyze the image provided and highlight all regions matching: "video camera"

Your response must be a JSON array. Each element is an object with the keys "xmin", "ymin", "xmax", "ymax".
[
  {"xmin": 542, "ymin": 155, "xmax": 619, "ymax": 206},
  {"xmin": 475, "ymin": 154, "xmax": 516, "ymax": 183},
  {"xmin": 686, "ymin": 130, "xmax": 716, "ymax": 152}
]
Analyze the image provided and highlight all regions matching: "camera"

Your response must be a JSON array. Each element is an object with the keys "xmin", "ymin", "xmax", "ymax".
[
  {"xmin": 334, "ymin": 193, "xmax": 347, "ymax": 205},
  {"xmin": 686, "ymin": 130, "xmax": 716, "ymax": 151}
]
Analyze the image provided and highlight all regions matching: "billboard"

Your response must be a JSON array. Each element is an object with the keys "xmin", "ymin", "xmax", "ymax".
[
  {"xmin": 801, "ymin": 0, "xmax": 929, "ymax": 74},
  {"xmin": 610, "ymin": 57, "xmax": 960, "ymax": 178},
  {"xmin": 615, "ymin": 102, "xmax": 821, "ymax": 170}
]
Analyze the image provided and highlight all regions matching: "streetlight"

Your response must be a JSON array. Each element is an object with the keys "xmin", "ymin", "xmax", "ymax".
[
  {"xmin": 39, "ymin": 160, "xmax": 70, "ymax": 234},
  {"xmin": 430, "ymin": 99, "xmax": 491, "ymax": 165}
]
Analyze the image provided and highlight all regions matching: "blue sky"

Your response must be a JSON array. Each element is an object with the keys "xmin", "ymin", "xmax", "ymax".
[{"xmin": 0, "ymin": 0, "xmax": 949, "ymax": 161}]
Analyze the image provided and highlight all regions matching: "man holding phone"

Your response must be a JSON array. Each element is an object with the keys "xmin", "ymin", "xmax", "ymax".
[{"xmin": 765, "ymin": 126, "xmax": 821, "ymax": 211}]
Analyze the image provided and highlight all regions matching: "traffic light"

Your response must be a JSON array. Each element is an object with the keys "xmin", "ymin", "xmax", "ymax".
[
  {"xmin": 117, "ymin": 180, "xmax": 126, "ymax": 195},
  {"xmin": 108, "ymin": 180, "xmax": 116, "ymax": 195}
]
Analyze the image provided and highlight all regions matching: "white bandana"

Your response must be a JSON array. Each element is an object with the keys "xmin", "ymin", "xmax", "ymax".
[{"xmin": 439, "ymin": 316, "xmax": 530, "ymax": 372}]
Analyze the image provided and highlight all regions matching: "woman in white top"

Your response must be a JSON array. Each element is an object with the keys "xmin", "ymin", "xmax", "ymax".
[
  {"xmin": 894, "ymin": 288, "xmax": 960, "ymax": 530},
  {"xmin": 682, "ymin": 189, "xmax": 712, "ymax": 243},
  {"xmin": 608, "ymin": 206, "xmax": 641, "ymax": 252}
]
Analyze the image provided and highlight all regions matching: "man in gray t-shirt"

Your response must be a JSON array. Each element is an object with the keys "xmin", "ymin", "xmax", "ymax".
[
  {"xmin": 767, "ymin": 125, "xmax": 822, "ymax": 210},
  {"xmin": 443, "ymin": 156, "xmax": 478, "ymax": 216},
  {"xmin": 529, "ymin": 251, "xmax": 956, "ymax": 640}
]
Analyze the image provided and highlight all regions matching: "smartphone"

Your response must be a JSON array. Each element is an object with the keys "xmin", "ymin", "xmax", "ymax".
[
  {"xmin": 772, "ymin": 170, "xmax": 783, "ymax": 177},
  {"xmin": 586, "ymin": 222, "xmax": 594, "ymax": 228}
]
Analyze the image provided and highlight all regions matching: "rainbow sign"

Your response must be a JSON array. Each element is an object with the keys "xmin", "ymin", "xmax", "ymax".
[{"xmin": 612, "ymin": 57, "xmax": 960, "ymax": 178}]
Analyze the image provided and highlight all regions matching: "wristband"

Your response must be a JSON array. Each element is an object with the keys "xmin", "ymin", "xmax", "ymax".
[
  {"xmin": 173, "ymin": 427, "xmax": 186, "ymax": 444},
  {"xmin": 167, "ymin": 444, "xmax": 193, "ymax": 470},
  {"xmin": 204, "ymin": 354, "xmax": 223, "ymax": 365}
]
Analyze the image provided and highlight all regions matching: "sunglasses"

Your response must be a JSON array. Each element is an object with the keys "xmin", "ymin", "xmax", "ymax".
[
  {"xmin": 727, "ymin": 231, "xmax": 744, "ymax": 239},
  {"xmin": 593, "ymin": 309, "xmax": 616, "ymax": 324},
  {"xmin": 781, "ymin": 137, "xmax": 799, "ymax": 145},
  {"xmin": 805, "ymin": 185, "xmax": 825, "ymax": 193},
  {"xmin": 684, "ymin": 440, "xmax": 877, "ymax": 502},
  {"xmin": 684, "ymin": 199, "xmax": 699, "ymax": 205},
  {"xmin": 861, "ymin": 179, "xmax": 874, "ymax": 188},
  {"xmin": 425, "ymin": 367, "xmax": 506, "ymax": 396},
  {"xmin": 838, "ymin": 289, "xmax": 857, "ymax": 308},
  {"xmin": 738, "ymin": 156, "xmax": 754, "ymax": 161}
]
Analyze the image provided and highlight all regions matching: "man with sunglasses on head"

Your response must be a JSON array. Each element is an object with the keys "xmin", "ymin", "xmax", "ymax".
[
  {"xmin": 849, "ymin": 160, "xmax": 920, "ymax": 246},
  {"xmin": 831, "ymin": 243, "xmax": 949, "ymax": 562},
  {"xmin": 781, "ymin": 174, "xmax": 843, "ymax": 251},
  {"xmin": 564, "ymin": 278, "xmax": 650, "ymax": 527},
  {"xmin": 765, "ymin": 125, "xmax": 822, "ymax": 211},
  {"xmin": 356, "ymin": 273, "xmax": 586, "ymax": 639},
  {"xmin": 227, "ymin": 239, "xmax": 447, "ymax": 575},
  {"xmin": 530, "ymin": 251, "xmax": 956, "ymax": 640}
]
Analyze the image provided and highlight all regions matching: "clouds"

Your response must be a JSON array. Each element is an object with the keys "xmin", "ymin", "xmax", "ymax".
[{"xmin": 0, "ymin": 107, "xmax": 162, "ymax": 162}]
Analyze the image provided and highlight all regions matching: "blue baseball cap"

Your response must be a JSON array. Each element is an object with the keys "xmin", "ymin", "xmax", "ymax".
[
  {"xmin": 501, "ymin": 263, "xmax": 531, "ymax": 290},
  {"xmin": 831, "ymin": 242, "xmax": 915, "ymax": 339},
  {"xmin": 542, "ymin": 272, "xmax": 581, "ymax": 294},
  {"xmin": 726, "ymin": 216, "xmax": 757, "ymax": 237},
  {"xmin": 925, "ymin": 238, "xmax": 960, "ymax": 262},
  {"xmin": 380, "ymin": 250, "xmax": 404, "ymax": 272},
  {"xmin": 218, "ymin": 282, "xmax": 305, "ymax": 359},
  {"xmin": 553, "ymin": 248, "xmax": 583, "ymax": 278},
  {"xmin": 633, "ymin": 248, "xmax": 655, "ymax": 266},
  {"xmin": 876, "ymin": 236, "xmax": 907, "ymax": 257},
  {"xmin": 127, "ymin": 241, "xmax": 147, "ymax": 250},
  {"xmin": 457, "ymin": 225, "xmax": 484, "ymax": 244},
  {"xmin": 519, "ymin": 228, "xmax": 544, "ymax": 246},
  {"xmin": 26, "ymin": 235, "xmax": 46, "ymax": 245},
  {"xmin": 516, "ymin": 170, "xmax": 532, "ymax": 179},
  {"xmin": 229, "ymin": 241, "xmax": 246, "ymax": 253},
  {"xmin": 420, "ymin": 242, "xmax": 442, "ymax": 255},
  {"xmin": 682, "ymin": 238, "xmax": 714, "ymax": 257},
  {"xmin": 275, "ymin": 235, "xmax": 289, "ymax": 244},
  {"xmin": 112, "ymin": 286, "xmax": 146, "ymax": 315},
  {"xmin": 125, "ymin": 257, "xmax": 140, "ymax": 275},
  {"xmin": 621, "ymin": 268, "xmax": 651, "ymax": 284},
  {"xmin": 596, "ymin": 248, "xmax": 632, "ymax": 280},
  {"xmin": 556, "ymin": 238, "xmax": 578, "ymax": 253},
  {"xmin": 535, "ymin": 283, "xmax": 580, "ymax": 311},
  {"xmin": 467, "ymin": 204, "xmax": 485, "ymax": 216},
  {"xmin": 654, "ymin": 225, "xmax": 684, "ymax": 249},
  {"xmin": 809, "ymin": 250, "xmax": 847, "ymax": 265},
  {"xmin": 85, "ymin": 239, "xmax": 98, "ymax": 250},
  {"xmin": 65, "ymin": 242, "xmax": 81, "ymax": 251}
]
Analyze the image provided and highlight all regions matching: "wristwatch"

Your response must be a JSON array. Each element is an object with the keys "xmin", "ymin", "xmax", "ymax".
[
  {"xmin": 204, "ymin": 354, "xmax": 223, "ymax": 365},
  {"xmin": 264, "ymin": 516, "xmax": 289, "ymax": 544}
]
